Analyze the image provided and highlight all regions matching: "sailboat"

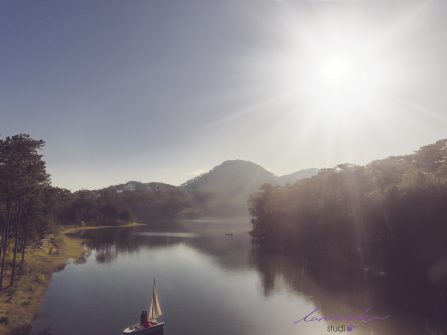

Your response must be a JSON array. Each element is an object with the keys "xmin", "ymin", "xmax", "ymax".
[{"xmin": 123, "ymin": 279, "xmax": 165, "ymax": 334}]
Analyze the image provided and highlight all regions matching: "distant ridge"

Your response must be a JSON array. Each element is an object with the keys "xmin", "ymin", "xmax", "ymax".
[
  {"xmin": 73, "ymin": 160, "xmax": 319, "ymax": 221},
  {"xmin": 56, "ymin": 140, "xmax": 447, "ymax": 223},
  {"xmin": 182, "ymin": 160, "xmax": 318, "ymax": 217},
  {"xmin": 278, "ymin": 168, "xmax": 319, "ymax": 184}
]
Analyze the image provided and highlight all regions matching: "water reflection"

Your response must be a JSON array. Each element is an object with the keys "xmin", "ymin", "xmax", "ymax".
[
  {"xmin": 251, "ymin": 247, "xmax": 447, "ymax": 335},
  {"xmin": 31, "ymin": 220, "xmax": 446, "ymax": 335},
  {"xmin": 70, "ymin": 221, "xmax": 252, "ymax": 270}
]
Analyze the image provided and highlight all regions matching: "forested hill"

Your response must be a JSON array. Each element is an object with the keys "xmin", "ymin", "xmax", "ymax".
[
  {"xmin": 60, "ymin": 160, "xmax": 318, "ymax": 223},
  {"xmin": 249, "ymin": 139, "xmax": 447, "ymax": 286},
  {"xmin": 65, "ymin": 181, "xmax": 195, "ymax": 225},
  {"xmin": 182, "ymin": 160, "xmax": 318, "ymax": 217}
]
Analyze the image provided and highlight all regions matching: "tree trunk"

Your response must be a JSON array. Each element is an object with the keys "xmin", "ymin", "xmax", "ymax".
[
  {"xmin": 0, "ymin": 201, "xmax": 12, "ymax": 292},
  {"xmin": 10, "ymin": 198, "xmax": 23, "ymax": 286},
  {"xmin": 20, "ymin": 206, "xmax": 31, "ymax": 268}
]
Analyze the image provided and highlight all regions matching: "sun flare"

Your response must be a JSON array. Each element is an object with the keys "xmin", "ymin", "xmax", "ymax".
[{"xmin": 242, "ymin": 4, "xmax": 424, "ymax": 134}]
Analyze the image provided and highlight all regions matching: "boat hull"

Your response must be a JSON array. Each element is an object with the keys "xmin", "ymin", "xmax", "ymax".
[{"xmin": 123, "ymin": 322, "xmax": 164, "ymax": 335}]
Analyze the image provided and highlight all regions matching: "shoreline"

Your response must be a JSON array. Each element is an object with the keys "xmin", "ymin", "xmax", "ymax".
[
  {"xmin": 62, "ymin": 221, "xmax": 146, "ymax": 234},
  {"xmin": 0, "ymin": 222, "xmax": 145, "ymax": 335}
]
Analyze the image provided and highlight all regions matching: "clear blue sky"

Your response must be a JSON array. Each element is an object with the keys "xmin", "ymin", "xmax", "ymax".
[{"xmin": 1, "ymin": 1, "xmax": 447, "ymax": 190}]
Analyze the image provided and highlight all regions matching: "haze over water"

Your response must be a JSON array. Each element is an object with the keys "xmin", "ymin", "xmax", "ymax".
[{"xmin": 30, "ymin": 221, "xmax": 433, "ymax": 335}]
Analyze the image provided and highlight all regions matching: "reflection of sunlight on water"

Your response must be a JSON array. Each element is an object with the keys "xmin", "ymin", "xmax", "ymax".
[{"xmin": 133, "ymin": 232, "xmax": 197, "ymax": 238}]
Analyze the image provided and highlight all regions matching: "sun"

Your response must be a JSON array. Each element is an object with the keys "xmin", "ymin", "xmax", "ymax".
[
  {"xmin": 281, "ymin": 39, "xmax": 399, "ymax": 123},
  {"xmin": 319, "ymin": 58, "xmax": 351, "ymax": 87},
  {"xmin": 241, "ymin": 5, "xmax": 411, "ymax": 129},
  {"xmin": 262, "ymin": 35, "xmax": 395, "ymax": 125},
  {"xmin": 224, "ymin": 1, "xmax": 431, "ymax": 149}
]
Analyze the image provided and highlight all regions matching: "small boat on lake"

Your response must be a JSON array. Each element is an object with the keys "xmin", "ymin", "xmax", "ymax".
[{"xmin": 123, "ymin": 279, "xmax": 164, "ymax": 335}]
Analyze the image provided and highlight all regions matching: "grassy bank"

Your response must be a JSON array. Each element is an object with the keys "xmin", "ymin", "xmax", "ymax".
[{"xmin": 0, "ymin": 222, "xmax": 145, "ymax": 335}]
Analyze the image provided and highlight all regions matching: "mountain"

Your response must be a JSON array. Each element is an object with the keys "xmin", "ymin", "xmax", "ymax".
[
  {"xmin": 64, "ymin": 161, "xmax": 318, "ymax": 224},
  {"xmin": 278, "ymin": 168, "xmax": 320, "ymax": 184},
  {"xmin": 182, "ymin": 160, "xmax": 318, "ymax": 217}
]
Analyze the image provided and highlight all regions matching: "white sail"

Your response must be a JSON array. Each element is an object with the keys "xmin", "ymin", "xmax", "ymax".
[{"xmin": 148, "ymin": 280, "xmax": 162, "ymax": 320}]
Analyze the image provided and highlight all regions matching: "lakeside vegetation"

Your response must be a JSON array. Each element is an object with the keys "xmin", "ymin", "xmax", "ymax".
[
  {"xmin": 249, "ymin": 139, "xmax": 447, "ymax": 322},
  {"xmin": 0, "ymin": 229, "xmax": 85, "ymax": 335},
  {"xmin": 248, "ymin": 139, "xmax": 447, "ymax": 333},
  {"xmin": 0, "ymin": 133, "xmax": 194, "ymax": 297},
  {"xmin": 0, "ymin": 222, "xmax": 144, "ymax": 335},
  {"xmin": 1, "ymin": 135, "xmax": 52, "ymax": 294},
  {"xmin": 0, "ymin": 133, "xmax": 150, "ymax": 334}
]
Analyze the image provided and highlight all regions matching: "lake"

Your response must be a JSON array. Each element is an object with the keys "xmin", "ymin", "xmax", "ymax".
[{"xmin": 30, "ymin": 220, "xmax": 444, "ymax": 335}]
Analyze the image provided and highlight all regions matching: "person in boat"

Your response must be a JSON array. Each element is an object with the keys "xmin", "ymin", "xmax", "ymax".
[
  {"xmin": 143, "ymin": 314, "xmax": 150, "ymax": 328},
  {"xmin": 140, "ymin": 310, "xmax": 147, "ymax": 327}
]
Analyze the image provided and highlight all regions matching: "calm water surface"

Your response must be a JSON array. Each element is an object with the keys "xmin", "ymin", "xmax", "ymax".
[{"xmin": 30, "ymin": 220, "xmax": 442, "ymax": 335}]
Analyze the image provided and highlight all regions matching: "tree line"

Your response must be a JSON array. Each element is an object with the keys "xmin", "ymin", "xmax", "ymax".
[
  {"xmin": 0, "ymin": 134, "xmax": 194, "ymax": 293},
  {"xmin": 249, "ymin": 139, "xmax": 447, "ymax": 287},
  {"xmin": 0, "ymin": 134, "xmax": 50, "ymax": 291},
  {"xmin": 65, "ymin": 182, "xmax": 194, "ymax": 225}
]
